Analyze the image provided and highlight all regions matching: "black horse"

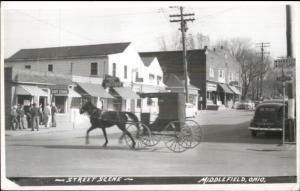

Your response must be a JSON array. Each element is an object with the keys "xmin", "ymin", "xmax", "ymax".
[{"xmin": 79, "ymin": 101, "xmax": 139, "ymax": 148}]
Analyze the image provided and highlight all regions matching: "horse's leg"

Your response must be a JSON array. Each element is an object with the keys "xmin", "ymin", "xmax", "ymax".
[
  {"xmin": 86, "ymin": 126, "xmax": 95, "ymax": 144},
  {"xmin": 118, "ymin": 124, "xmax": 136, "ymax": 149},
  {"xmin": 101, "ymin": 127, "xmax": 108, "ymax": 147}
]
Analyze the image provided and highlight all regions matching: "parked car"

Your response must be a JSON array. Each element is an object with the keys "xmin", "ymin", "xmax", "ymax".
[
  {"xmin": 248, "ymin": 102, "xmax": 288, "ymax": 137},
  {"xmin": 236, "ymin": 102, "xmax": 254, "ymax": 110},
  {"xmin": 186, "ymin": 103, "xmax": 197, "ymax": 118}
]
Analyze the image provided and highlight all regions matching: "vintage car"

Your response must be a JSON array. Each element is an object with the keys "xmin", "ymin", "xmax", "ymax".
[{"xmin": 248, "ymin": 102, "xmax": 288, "ymax": 137}]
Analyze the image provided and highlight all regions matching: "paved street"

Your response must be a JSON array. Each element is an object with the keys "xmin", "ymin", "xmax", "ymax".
[{"xmin": 5, "ymin": 110, "xmax": 296, "ymax": 177}]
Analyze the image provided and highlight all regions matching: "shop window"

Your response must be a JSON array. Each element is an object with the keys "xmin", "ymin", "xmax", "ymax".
[
  {"xmin": 90, "ymin": 62, "xmax": 98, "ymax": 75},
  {"xmin": 71, "ymin": 97, "xmax": 81, "ymax": 108},
  {"xmin": 48, "ymin": 64, "xmax": 53, "ymax": 72},
  {"xmin": 157, "ymin": 76, "xmax": 162, "ymax": 85},
  {"xmin": 209, "ymin": 68, "xmax": 214, "ymax": 77},
  {"xmin": 147, "ymin": 98, "xmax": 153, "ymax": 106},
  {"xmin": 25, "ymin": 65, "xmax": 31, "ymax": 69},
  {"xmin": 124, "ymin": 65, "xmax": 127, "ymax": 79},
  {"xmin": 149, "ymin": 74, "xmax": 155, "ymax": 81},
  {"xmin": 113, "ymin": 63, "xmax": 116, "ymax": 77},
  {"xmin": 137, "ymin": 99, "xmax": 141, "ymax": 108}
]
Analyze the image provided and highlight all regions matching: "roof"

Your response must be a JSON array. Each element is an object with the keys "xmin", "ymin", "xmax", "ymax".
[
  {"xmin": 165, "ymin": 74, "xmax": 199, "ymax": 90},
  {"xmin": 139, "ymin": 55, "xmax": 156, "ymax": 67},
  {"xmin": 112, "ymin": 87, "xmax": 140, "ymax": 99},
  {"xmin": 256, "ymin": 102, "xmax": 285, "ymax": 109},
  {"xmin": 139, "ymin": 49, "xmax": 206, "ymax": 77},
  {"xmin": 6, "ymin": 42, "xmax": 131, "ymax": 62},
  {"xmin": 15, "ymin": 72, "xmax": 72, "ymax": 85}
]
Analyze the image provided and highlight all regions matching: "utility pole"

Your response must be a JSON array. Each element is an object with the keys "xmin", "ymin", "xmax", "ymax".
[
  {"xmin": 286, "ymin": 4, "xmax": 295, "ymax": 142},
  {"xmin": 169, "ymin": 6, "xmax": 195, "ymax": 103},
  {"xmin": 256, "ymin": 42, "xmax": 270, "ymax": 99}
]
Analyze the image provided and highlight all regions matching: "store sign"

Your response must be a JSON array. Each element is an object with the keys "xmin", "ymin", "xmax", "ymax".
[
  {"xmin": 51, "ymin": 89, "xmax": 69, "ymax": 95},
  {"xmin": 207, "ymin": 83, "xmax": 217, "ymax": 92},
  {"xmin": 102, "ymin": 75, "xmax": 123, "ymax": 88}
]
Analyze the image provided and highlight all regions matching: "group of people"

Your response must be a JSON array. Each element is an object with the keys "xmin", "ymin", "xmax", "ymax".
[{"xmin": 10, "ymin": 102, "xmax": 58, "ymax": 131}]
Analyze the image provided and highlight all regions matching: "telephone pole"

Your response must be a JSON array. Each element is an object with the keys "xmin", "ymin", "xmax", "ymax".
[
  {"xmin": 256, "ymin": 42, "xmax": 270, "ymax": 99},
  {"xmin": 169, "ymin": 7, "xmax": 195, "ymax": 103}
]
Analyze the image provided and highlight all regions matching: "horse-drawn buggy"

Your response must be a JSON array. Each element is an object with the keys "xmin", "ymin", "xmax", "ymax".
[{"xmin": 80, "ymin": 92, "xmax": 202, "ymax": 153}]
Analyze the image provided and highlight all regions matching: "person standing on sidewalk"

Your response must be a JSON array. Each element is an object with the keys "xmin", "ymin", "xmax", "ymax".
[
  {"xmin": 25, "ymin": 104, "xmax": 33, "ymax": 129},
  {"xmin": 44, "ymin": 103, "xmax": 51, "ymax": 128},
  {"xmin": 31, "ymin": 103, "xmax": 41, "ymax": 131},
  {"xmin": 16, "ymin": 104, "xmax": 26, "ymax": 129},
  {"xmin": 51, "ymin": 102, "xmax": 57, "ymax": 127},
  {"xmin": 10, "ymin": 105, "xmax": 18, "ymax": 130}
]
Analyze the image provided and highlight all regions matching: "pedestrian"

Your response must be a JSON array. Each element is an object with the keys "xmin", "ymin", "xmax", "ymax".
[
  {"xmin": 39, "ymin": 104, "xmax": 44, "ymax": 126},
  {"xmin": 10, "ymin": 105, "xmax": 18, "ymax": 130},
  {"xmin": 51, "ymin": 102, "xmax": 57, "ymax": 127},
  {"xmin": 44, "ymin": 103, "xmax": 51, "ymax": 128},
  {"xmin": 31, "ymin": 103, "xmax": 41, "ymax": 131},
  {"xmin": 16, "ymin": 104, "xmax": 26, "ymax": 129},
  {"xmin": 25, "ymin": 104, "xmax": 33, "ymax": 129}
]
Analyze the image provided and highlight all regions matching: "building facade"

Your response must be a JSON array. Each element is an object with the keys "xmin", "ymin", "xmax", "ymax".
[
  {"xmin": 5, "ymin": 42, "xmax": 166, "ymax": 129},
  {"xmin": 139, "ymin": 47, "xmax": 242, "ymax": 110}
]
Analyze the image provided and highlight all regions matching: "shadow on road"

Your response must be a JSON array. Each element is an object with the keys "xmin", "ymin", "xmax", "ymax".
[
  {"xmin": 10, "ymin": 144, "xmax": 175, "ymax": 153},
  {"xmin": 202, "ymin": 121, "xmax": 282, "ymax": 145}
]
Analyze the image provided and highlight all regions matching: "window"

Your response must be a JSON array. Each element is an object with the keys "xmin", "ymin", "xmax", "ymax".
[
  {"xmin": 157, "ymin": 76, "xmax": 162, "ymax": 85},
  {"xmin": 137, "ymin": 99, "xmax": 141, "ymax": 108},
  {"xmin": 219, "ymin": 69, "xmax": 224, "ymax": 78},
  {"xmin": 229, "ymin": 71, "xmax": 233, "ymax": 81},
  {"xmin": 90, "ymin": 62, "xmax": 98, "ymax": 75},
  {"xmin": 209, "ymin": 68, "xmax": 214, "ymax": 77},
  {"xmin": 147, "ymin": 98, "xmax": 153, "ymax": 106},
  {"xmin": 48, "ymin": 64, "xmax": 53, "ymax": 72},
  {"xmin": 25, "ymin": 65, "xmax": 31, "ymax": 69},
  {"xmin": 124, "ymin": 65, "xmax": 127, "ymax": 79},
  {"xmin": 149, "ymin": 74, "xmax": 155, "ymax": 81},
  {"xmin": 136, "ymin": 72, "xmax": 139, "ymax": 79},
  {"xmin": 236, "ymin": 73, "xmax": 239, "ymax": 81},
  {"xmin": 113, "ymin": 63, "xmax": 117, "ymax": 77}
]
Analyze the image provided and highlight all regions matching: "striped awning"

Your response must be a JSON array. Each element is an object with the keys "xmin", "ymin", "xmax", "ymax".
[
  {"xmin": 15, "ymin": 85, "xmax": 48, "ymax": 97},
  {"xmin": 77, "ymin": 82, "xmax": 114, "ymax": 99},
  {"xmin": 229, "ymin": 86, "xmax": 242, "ymax": 95},
  {"xmin": 113, "ymin": 87, "xmax": 140, "ymax": 99}
]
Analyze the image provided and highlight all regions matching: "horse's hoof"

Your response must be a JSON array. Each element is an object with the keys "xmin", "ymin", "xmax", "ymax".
[{"xmin": 103, "ymin": 143, "xmax": 107, "ymax": 147}]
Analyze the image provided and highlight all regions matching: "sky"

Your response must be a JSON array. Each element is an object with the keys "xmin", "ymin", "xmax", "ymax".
[{"xmin": 2, "ymin": 2, "xmax": 299, "ymax": 59}]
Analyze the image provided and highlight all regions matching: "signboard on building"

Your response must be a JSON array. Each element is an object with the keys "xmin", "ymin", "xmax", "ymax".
[
  {"xmin": 206, "ymin": 83, "xmax": 217, "ymax": 92},
  {"xmin": 51, "ymin": 89, "xmax": 69, "ymax": 95}
]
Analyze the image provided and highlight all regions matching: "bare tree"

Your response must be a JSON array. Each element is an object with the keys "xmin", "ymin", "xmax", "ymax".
[{"xmin": 214, "ymin": 38, "xmax": 271, "ymax": 100}]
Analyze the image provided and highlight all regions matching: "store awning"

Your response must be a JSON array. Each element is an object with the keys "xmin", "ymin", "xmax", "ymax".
[
  {"xmin": 77, "ymin": 82, "xmax": 114, "ymax": 99},
  {"xmin": 68, "ymin": 88, "xmax": 81, "ymax": 97},
  {"xmin": 229, "ymin": 86, "xmax": 242, "ymax": 95},
  {"xmin": 113, "ymin": 87, "xmax": 140, "ymax": 99},
  {"xmin": 218, "ymin": 84, "xmax": 234, "ymax": 94},
  {"xmin": 15, "ymin": 85, "xmax": 48, "ymax": 97}
]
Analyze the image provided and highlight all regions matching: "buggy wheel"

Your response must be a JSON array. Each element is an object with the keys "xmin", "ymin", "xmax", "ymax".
[
  {"xmin": 124, "ymin": 123, "xmax": 152, "ymax": 149},
  {"xmin": 182, "ymin": 120, "xmax": 203, "ymax": 148},
  {"xmin": 162, "ymin": 121, "xmax": 188, "ymax": 153}
]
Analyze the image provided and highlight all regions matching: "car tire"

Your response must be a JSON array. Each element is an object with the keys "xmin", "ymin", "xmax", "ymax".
[{"xmin": 251, "ymin": 131, "xmax": 257, "ymax": 137}]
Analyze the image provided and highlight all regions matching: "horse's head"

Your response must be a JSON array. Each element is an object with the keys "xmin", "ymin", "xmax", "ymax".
[{"xmin": 80, "ymin": 101, "xmax": 94, "ymax": 115}]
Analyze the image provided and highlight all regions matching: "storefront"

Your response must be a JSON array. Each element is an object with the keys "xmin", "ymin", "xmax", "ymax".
[
  {"xmin": 206, "ymin": 82, "xmax": 218, "ymax": 105},
  {"xmin": 217, "ymin": 83, "xmax": 234, "ymax": 108},
  {"xmin": 76, "ymin": 82, "xmax": 114, "ymax": 110},
  {"xmin": 109, "ymin": 86, "xmax": 140, "ymax": 112},
  {"xmin": 15, "ymin": 84, "xmax": 48, "ymax": 106},
  {"xmin": 229, "ymin": 85, "xmax": 242, "ymax": 104}
]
